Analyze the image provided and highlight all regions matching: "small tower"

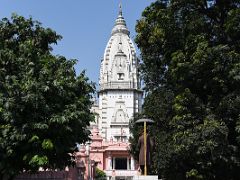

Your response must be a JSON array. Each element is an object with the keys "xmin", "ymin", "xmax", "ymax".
[{"xmin": 98, "ymin": 4, "xmax": 143, "ymax": 141}]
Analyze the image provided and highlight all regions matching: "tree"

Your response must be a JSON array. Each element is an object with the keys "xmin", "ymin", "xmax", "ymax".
[
  {"xmin": 131, "ymin": 0, "xmax": 240, "ymax": 179},
  {"xmin": 0, "ymin": 15, "xmax": 95, "ymax": 180}
]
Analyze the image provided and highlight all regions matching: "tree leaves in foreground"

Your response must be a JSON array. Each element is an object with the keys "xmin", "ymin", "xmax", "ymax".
[
  {"xmin": 131, "ymin": 0, "xmax": 240, "ymax": 179},
  {"xmin": 0, "ymin": 15, "xmax": 95, "ymax": 180}
]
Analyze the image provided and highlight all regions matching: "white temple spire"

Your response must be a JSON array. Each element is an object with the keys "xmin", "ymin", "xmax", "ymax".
[
  {"xmin": 97, "ymin": 2, "xmax": 143, "ymax": 142},
  {"xmin": 111, "ymin": 3, "xmax": 129, "ymax": 36}
]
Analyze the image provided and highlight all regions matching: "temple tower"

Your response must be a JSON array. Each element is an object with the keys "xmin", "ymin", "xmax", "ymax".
[{"xmin": 98, "ymin": 4, "xmax": 143, "ymax": 141}]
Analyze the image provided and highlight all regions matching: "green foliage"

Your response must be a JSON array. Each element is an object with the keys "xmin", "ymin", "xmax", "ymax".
[
  {"xmin": 131, "ymin": 0, "xmax": 240, "ymax": 179},
  {"xmin": 95, "ymin": 168, "xmax": 106, "ymax": 179},
  {"xmin": 0, "ymin": 14, "xmax": 95, "ymax": 179},
  {"xmin": 186, "ymin": 169, "xmax": 203, "ymax": 180},
  {"xmin": 29, "ymin": 155, "xmax": 48, "ymax": 167},
  {"xmin": 41, "ymin": 139, "xmax": 54, "ymax": 150}
]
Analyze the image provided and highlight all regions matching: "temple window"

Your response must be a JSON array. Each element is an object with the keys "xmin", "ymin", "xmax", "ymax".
[{"xmin": 118, "ymin": 73, "xmax": 124, "ymax": 80}]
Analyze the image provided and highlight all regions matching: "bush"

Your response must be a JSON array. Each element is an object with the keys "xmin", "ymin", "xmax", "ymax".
[{"xmin": 95, "ymin": 168, "xmax": 107, "ymax": 180}]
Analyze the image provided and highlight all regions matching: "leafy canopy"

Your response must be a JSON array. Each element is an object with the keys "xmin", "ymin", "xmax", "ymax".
[
  {"xmin": 0, "ymin": 14, "xmax": 95, "ymax": 179},
  {"xmin": 131, "ymin": 0, "xmax": 240, "ymax": 179}
]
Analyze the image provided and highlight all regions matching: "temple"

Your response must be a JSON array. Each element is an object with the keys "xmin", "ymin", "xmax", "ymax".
[{"xmin": 76, "ymin": 4, "xmax": 143, "ymax": 180}]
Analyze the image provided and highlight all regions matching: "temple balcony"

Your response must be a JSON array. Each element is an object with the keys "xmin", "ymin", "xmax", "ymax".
[{"xmin": 100, "ymin": 81, "xmax": 138, "ymax": 90}]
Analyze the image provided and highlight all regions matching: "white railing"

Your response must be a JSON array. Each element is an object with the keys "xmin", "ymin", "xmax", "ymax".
[
  {"xmin": 105, "ymin": 170, "xmax": 138, "ymax": 177},
  {"xmin": 100, "ymin": 81, "xmax": 138, "ymax": 90}
]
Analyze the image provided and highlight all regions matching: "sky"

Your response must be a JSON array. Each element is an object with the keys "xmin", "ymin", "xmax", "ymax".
[{"xmin": 0, "ymin": 0, "xmax": 155, "ymax": 86}]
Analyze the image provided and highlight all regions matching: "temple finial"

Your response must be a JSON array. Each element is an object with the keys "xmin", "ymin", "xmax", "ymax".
[{"xmin": 119, "ymin": 2, "xmax": 122, "ymax": 16}]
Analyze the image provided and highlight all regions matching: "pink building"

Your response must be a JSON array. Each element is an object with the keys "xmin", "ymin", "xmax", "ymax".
[{"xmin": 76, "ymin": 127, "xmax": 139, "ymax": 180}]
